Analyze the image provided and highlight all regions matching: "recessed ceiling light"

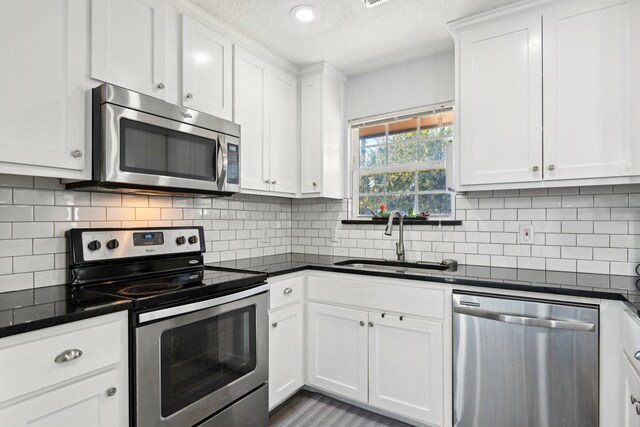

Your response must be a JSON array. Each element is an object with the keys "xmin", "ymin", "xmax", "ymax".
[{"xmin": 290, "ymin": 5, "xmax": 318, "ymax": 23}]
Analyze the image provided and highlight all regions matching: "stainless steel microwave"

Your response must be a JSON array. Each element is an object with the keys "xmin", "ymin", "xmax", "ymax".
[{"xmin": 66, "ymin": 84, "xmax": 240, "ymax": 196}]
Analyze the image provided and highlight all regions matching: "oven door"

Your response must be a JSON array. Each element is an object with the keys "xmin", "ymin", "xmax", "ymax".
[
  {"xmin": 135, "ymin": 285, "xmax": 268, "ymax": 427},
  {"xmin": 102, "ymin": 103, "xmax": 229, "ymax": 192}
]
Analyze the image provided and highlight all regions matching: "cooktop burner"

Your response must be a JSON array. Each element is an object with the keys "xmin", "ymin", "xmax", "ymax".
[{"xmin": 118, "ymin": 283, "xmax": 184, "ymax": 297}]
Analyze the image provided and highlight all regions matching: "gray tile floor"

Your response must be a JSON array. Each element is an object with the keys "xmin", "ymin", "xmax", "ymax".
[{"xmin": 269, "ymin": 391, "xmax": 413, "ymax": 427}]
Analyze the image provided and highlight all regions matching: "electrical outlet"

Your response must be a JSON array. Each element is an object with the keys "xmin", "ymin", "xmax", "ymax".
[
  {"xmin": 261, "ymin": 227, "xmax": 269, "ymax": 243},
  {"xmin": 331, "ymin": 225, "xmax": 340, "ymax": 243},
  {"xmin": 519, "ymin": 224, "xmax": 534, "ymax": 244}
]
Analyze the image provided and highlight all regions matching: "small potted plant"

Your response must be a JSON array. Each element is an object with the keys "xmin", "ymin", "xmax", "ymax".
[{"xmin": 371, "ymin": 203, "xmax": 391, "ymax": 219}]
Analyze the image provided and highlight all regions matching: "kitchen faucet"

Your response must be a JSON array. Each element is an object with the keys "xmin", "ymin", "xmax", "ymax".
[{"xmin": 384, "ymin": 210, "xmax": 405, "ymax": 261}]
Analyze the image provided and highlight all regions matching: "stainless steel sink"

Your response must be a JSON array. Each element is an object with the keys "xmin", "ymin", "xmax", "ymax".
[{"xmin": 334, "ymin": 259, "xmax": 457, "ymax": 274}]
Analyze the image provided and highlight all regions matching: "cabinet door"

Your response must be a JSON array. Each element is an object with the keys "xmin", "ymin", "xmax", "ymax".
[
  {"xmin": 0, "ymin": 369, "xmax": 123, "ymax": 426},
  {"xmin": 300, "ymin": 74, "xmax": 323, "ymax": 195},
  {"xmin": 543, "ymin": 0, "xmax": 640, "ymax": 180},
  {"xmin": 369, "ymin": 314, "xmax": 444, "ymax": 426},
  {"xmin": 307, "ymin": 302, "xmax": 368, "ymax": 403},
  {"xmin": 269, "ymin": 304, "xmax": 304, "ymax": 410},
  {"xmin": 234, "ymin": 47, "xmax": 269, "ymax": 192},
  {"xmin": 623, "ymin": 355, "xmax": 640, "ymax": 426},
  {"xmin": 0, "ymin": 0, "xmax": 88, "ymax": 176},
  {"xmin": 91, "ymin": 0, "xmax": 166, "ymax": 99},
  {"xmin": 458, "ymin": 15, "xmax": 542, "ymax": 186},
  {"xmin": 182, "ymin": 15, "xmax": 232, "ymax": 121},
  {"xmin": 268, "ymin": 70, "xmax": 298, "ymax": 195}
]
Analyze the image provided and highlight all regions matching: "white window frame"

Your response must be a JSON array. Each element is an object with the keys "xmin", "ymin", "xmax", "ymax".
[{"xmin": 349, "ymin": 103, "xmax": 456, "ymax": 219}]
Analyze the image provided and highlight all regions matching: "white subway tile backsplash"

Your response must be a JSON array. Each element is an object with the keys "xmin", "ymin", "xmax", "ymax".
[
  {"xmin": 55, "ymin": 191, "xmax": 91, "ymax": 206},
  {"xmin": 0, "ymin": 273, "xmax": 33, "ymax": 292},
  {"xmin": 73, "ymin": 207, "xmax": 106, "ymax": 221},
  {"xmin": 13, "ymin": 222, "xmax": 53, "ymax": 238},
  {"xmin": 90, "ymin": 193, "xmax": 121, "ymax": 207},
  {"xmin": 0, "ymin": 205, "xmax": 33, "ymax": 222},
  {"xmin": 13, "ymin": 189, "xmax": 54, "ymax": 205},
  {"xmin": 562, "ymin": 195, "xmax": 594, "ymax": 208},
  {"xmin": 13, "ymin": 254, "xmax": 54, "ymax": 273}
]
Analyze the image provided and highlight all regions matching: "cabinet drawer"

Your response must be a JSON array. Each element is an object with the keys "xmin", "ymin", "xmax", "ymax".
[
  {"xmin": 269, "ymin": 276, "xmax": 304, "ymax": 310},
  {"xmin": 0, "ymin": 313, "xmax": 125, "ymax": 404},
  {"xmin": 308, "ymin": 275, "xmax": 445, "ymax": 320},
  {"xmin": 623, "ymin": 309, "xmax": 640, "ymax": 374}
]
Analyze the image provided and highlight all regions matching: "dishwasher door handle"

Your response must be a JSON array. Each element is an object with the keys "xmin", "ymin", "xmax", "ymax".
[{"xmin": 453, "ymin": 302, "xmax": 596, "ymax": 332}]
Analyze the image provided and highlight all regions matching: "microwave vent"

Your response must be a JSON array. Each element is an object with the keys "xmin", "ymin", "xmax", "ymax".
[{"xmin": 362, "ymin": 0, "xmax": 392, "ymax": 8}]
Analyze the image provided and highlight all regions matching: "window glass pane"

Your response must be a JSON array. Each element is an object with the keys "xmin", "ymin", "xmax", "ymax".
[
  {"xmin": 418, "ymin": 193, "xmax": 452, "ymax": 215},
  {"xmin": 360, "ymin": 135, "xmax": 385, "ymax": 147},
  {"xmin": 419, "ymin": 139, "xmax": 447, "ymax": 161},
  {"xmin": 388, "ymin": 141, "xmax": 418, "ymax": 165},
  {"xmin": 359, "ymin": 174, "xmax": 385, "ymax": 194},
  {"xmin": 421, "ymin": 126, "xmax": 453, "ymax": 139},
  {"xmin": 386, "ymin": 171, "xmax": 415, "ymax": 193},
  {"xmin": 359, "ymin": 195, "xmax": 385, "ymax": 216},
  {"xmin": 387, "ymin": 118, "xmax": 418, "ymax": 143},
  {"xmin": 386, "ymin": 195, "xmax": 415, "ymax": 214},
  {"xmin": 360, "ymin": 146, "xmax": 387, "ymax": 167},
  {"xmin": 418, "ymin": 169, "xmax": 446, "ymax": 191}
]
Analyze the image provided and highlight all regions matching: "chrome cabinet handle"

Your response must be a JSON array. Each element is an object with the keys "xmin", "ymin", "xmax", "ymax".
[
  {"xmin": 632, "ymin": 395, "xmax": 640, "ymax": 405},
  {"xmin": 634, "ymin": 351, "xmax": 640, "ymax": 361},
  {"xmin": 636, "ymin": 404, "xmax": 640, "ymax": 416},
  {"xmin": 107, "ymin": 387, "xmax": 117, "ymax": 397},
  {"xmin": 271, "ymin": 180, "xmax": 277, "ymax": 184},
  {"xmin": 359, "ymin": 321, "xmax": 365, "ymax": 326},
  {"xmin": 71, "ymin": 150, "xmax": 83, "ymax": 158},
  {"xmin": 312, "ymin": 182, "xmax": 317, "ymax": 187},
  {"xmin": 532, "ymin": 166, "xmax": 539, "ymax": 172},
  {"xmin": 272, "ymin": 322, "xmax": 278, "ymax": 328},
  {"xmin": 547, "ymin": 164, "xmax": 556, "ymax": 171},
  {"xmin": 54, "ymin": 349, "xmax": 83, "ymax": 363},
  {"xmin": 157, "ymin": 83, "xmax": 165, "ymax": 89},
  {"xmin": 283, "ymin": 287, "xmax": 292, "ymax": 295},
  {"xmin": 186, "ymin": 93, "xmax": 193, "ymax": 99},
  {"xmin": 264, "ymin": 179, "xmax": 270, "ymax": 184},
  {"xmin": 368, "ymin": 321, "xmax": 374, "ymax": 327}
]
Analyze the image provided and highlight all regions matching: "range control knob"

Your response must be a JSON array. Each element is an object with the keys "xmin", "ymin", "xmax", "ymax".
[
  {"xmin": 188, "ymin": 235, "xmax": 198, "ymax": 244},
  {"xmin": 87, "ymin": 240, "xmax": 101, "ymax": 251},
  {"xmin": 106, "ymin": 239, "xmax": 119, "ymax": 250},
  {"xmin": 176, "ymin": 236, "xmax": 186, "ymax": 245}
]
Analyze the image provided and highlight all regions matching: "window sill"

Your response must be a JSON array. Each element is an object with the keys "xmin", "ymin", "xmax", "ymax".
[{"xmin": 341, "ymin": 219, "xmax": 462, "ymax": 226}]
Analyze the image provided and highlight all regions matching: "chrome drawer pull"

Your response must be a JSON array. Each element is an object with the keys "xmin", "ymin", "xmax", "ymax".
[
  {"xmin": 272, "ymin": 322, "xmax": 278, "ymax": 328},
  {"xmin": 631, "ymin": 395, "xmax": 640, "ymax": 405},
  {"xmin": 55, "ymin": 349, "xmax": 83, "ymax": 363},
  {"xmin": 283, "ymin": 287, "xmax": 293, "ymax": 295},
  {"xmin": 634, "ymin": 351, "xmax": 640, "ymax": 361},
  {"xmin": 107, "ymin": 387, "xmax": 117, "ymax": 397},
  {"xmin": 636, "ymin": 404, "xmax": 640, "ymax": 416}
]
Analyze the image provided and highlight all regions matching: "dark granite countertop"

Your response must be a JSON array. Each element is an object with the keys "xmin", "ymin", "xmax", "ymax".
[
  {"xmin": 0, "ymin": 285, "xmax": 132, "ymax": 338},
  {"xmin": 209, "ymin": 253, "xmax": 640, "ymax": 311}
]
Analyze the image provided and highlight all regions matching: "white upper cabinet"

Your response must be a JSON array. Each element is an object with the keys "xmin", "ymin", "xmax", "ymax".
[
  {"xmin": 542, "ymin": 0, "xmax": 640, "ymax": 181},
  {"xmin": 268, "ymin": 70, "xmax": 298, "ymax": 195},
  {"xmin": 452, "ymin": 0, "xmax": 640, "ymax": 190},
  {"xmin": 458, "ymin": 15, "xmax": 542, "ymax": 186},
  {"xmin": 91, "ymin": 0, "xmax": 167, "ymax": 99},
  {"xmin": 300, "ymin": 63, "xmax": 346, "ymax": 199},
  {"xmin": 234, "ymin": 46, "xmax": 270, "ymax": 192},
  {"xmin": 234, "ymin": 46, "xmax": 298, "ymax": 197},
  {"xmin": 181, "ymin": 15, "xmax": 232, "ymax": 120},
  {"xmin": 0, "ymin": 0, "xmax": 91, "ymax": 179}
]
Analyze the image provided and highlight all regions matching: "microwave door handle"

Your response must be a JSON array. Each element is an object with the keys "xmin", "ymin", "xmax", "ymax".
[{"xmin": 217, "ymin": 136, "xmax": 227, "ymax": 191}]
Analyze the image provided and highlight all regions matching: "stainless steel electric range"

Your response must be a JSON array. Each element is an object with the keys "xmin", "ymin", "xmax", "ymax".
[{"xmin": 67, "ymin": 226, "xmax": 269, "ymax": 427}]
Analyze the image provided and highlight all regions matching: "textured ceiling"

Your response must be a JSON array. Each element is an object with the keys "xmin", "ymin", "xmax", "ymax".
[{"xmin": 191, "ymin": 0, "xmax": 523, "ymax": 76}]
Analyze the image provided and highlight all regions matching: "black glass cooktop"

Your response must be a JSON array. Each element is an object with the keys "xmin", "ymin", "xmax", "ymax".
[{"xmin": 79, "ymin": 266, "xmax": 267, "ymax": 310}]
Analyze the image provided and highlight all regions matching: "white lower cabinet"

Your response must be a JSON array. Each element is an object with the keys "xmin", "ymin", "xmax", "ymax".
[
  {"xmin": 269, "ymin": 303, "xmax": 304, "ymax": 410},
  {"xmin": 307, "ymin": 302, "xmax": 369, "ymax": 403},
  {"xmin": 623, "ymin": 355, "xmax": 640, "ymax": 427},
  {"xmin": 306, "ymin": 274, "xmax": 449, "ymax": 426},
  {"xmin": 0, "ymin": 311, "xmax": 128, "ymax": 427},
  {"xmin": 369, "ymin": 313, "xmax": 444, "ymax": 426},
  {"xmin": 0, "ymin": 369, "xmax": 121, "ymax": 426}
]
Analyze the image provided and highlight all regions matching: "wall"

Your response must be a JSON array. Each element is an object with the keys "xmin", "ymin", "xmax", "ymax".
[
  {"xmin": 0, "ymin": 174, "xmax": 291, "ymax": 292},
  {"xmin": 344, "ymin": 50, "xmax": 454, "ymax": 121},
  {"xmin": 291, "ymin": 185, "xmax": 640, "ymax": 277}
]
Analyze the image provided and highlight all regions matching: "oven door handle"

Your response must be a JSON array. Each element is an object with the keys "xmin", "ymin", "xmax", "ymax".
[{"xmin": 138, "ymin": 283, "xmax": 269, "ymax": 324}]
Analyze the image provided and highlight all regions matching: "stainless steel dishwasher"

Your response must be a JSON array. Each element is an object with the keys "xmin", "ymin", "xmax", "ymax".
[{"xmin": 453, "ymin": 292, "xmax": 599, "ymax": 427}]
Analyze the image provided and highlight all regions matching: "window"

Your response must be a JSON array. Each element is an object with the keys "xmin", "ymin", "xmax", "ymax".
[{"xmin": 351, "ymin": 105, "xmax": 455, "ymax": 217}]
